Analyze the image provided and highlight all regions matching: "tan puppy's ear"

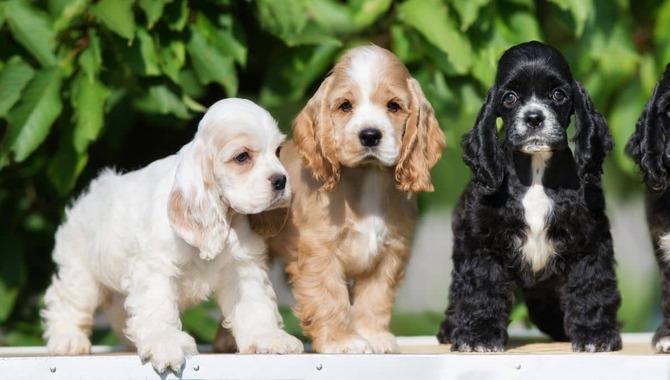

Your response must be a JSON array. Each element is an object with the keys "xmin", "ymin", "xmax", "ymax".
[
  {"xmin": 395, "ymin": 78, "xmax": 446, "ymax": 193},
  {"xmin": 293, "ymin": 76, "xmax": 340, "ymax": 191},
  {"xmin": 248, "ymin": 207, "xmax": 289, "ymax": 238},
  {"xmin": 168, "ymin": 139, "xmax": 231, "ymax": 260}
]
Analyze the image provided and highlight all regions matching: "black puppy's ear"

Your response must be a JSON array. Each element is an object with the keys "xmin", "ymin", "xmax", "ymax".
[
  {"xmin": 572, "ymin": 80, "xmax": 614, "ymax": 184},
  {"xmin": 462, "ymin": 86, "xmax": 503, "ymax": 194},
  {"xmin": 625, "ymin": 82, "xmax": 668, "ymax": 193}
]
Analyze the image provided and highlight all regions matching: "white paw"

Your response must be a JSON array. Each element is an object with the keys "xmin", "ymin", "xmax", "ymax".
[
  {"xmin": 238, "ymin": 329, "xmax": 303, "ymax": 354},
  {"xmin": 138, "ymin": 331, "xmax": 198, "ymax": 373},
  {"xmin": 316, "ymin": 334, "xmax": 373, "ymax": 354},
  {"xmin": 655, "ymin": 336, "xmax": 670, "ymax": 353},
  {"xmin": 357, "ymin": 330, "xmax": 399, "ymax": 353},
  {"xmin": 47, "ymin": 331, "xmax": 91, "ymax": 355}
]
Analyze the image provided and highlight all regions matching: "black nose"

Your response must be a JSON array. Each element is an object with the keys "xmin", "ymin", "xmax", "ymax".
[
  {"xmin": 524, "ymin": 111, "xmax": 545, "ymax": 128},
  {"xmin": 359, "ymin": 128, "xmax": 382, "ymax": 147},
  {"xmin": 270, "ymin": 174, "xmax": 286, "ymax": 191}
]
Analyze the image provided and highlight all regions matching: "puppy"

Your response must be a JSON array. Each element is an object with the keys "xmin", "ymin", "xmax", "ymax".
[
  {"xmin": 215, "ymin": 45, "xmax": 445, "ymax": 353},
  {"xmin": 626, "ymin": 63, "xmax": 670, "ymax": 352},
  {"xmin": 437, "ymin": 41, "xmax": 622, "ymax": 352},
  {"xmin": 41, "ymin": 98, "xmax": 303, "ymax": 373}
]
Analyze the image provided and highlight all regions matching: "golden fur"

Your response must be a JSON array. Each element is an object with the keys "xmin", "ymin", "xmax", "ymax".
[{"xmin": 216, "ymin": 45, "xmax": 445, "ymax": 353}]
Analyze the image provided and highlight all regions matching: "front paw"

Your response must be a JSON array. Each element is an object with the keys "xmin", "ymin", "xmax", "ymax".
[
  {"xmin": 138, "ymin": 331, "xmax": 198, "ymax": 373},
  {"xmin": 450, "ymin": 326, "xmax": 507, "ymax": 352},
  {"xmin": 570, "ymin": 327, "xmax": 622, "ymax": 352},
  {"xmin": 238, "ymin": 329, "xmax": 303, "ymax": 354},
  {"xmin": 357, "ymin": 330, "xmax": 398, "ymax": 353},
  {"xmin": 313, "ymin": 333, "xmax": 373, "ymax": 353},
  {"xmin": 47, "ymin": 331, "xmax": 91, "ymax": 355},
  {"xmin": 653, "ymin": 324, "xmax": 670, "ymax": 353}
]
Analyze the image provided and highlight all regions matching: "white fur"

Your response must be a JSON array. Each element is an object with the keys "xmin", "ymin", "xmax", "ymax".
[
  {"xmin": 353, "ymin": 170, "xmax": 390, "ymax": 266},
  {"xmin": 41, "ymin": 98, "xmax": 303, "ymax": 373},
  {"xmin": 659, "ymin": 233, "xmax": 670, "ymax": 263},
  {"xmin": 656, "ymin": 336, "xmax": 670, "ymax": 353},
  {"xmin": 343, "ymin": 47, "xmax": 400, "ymax": 166},
  {"xmin": 520, "ymin": 152, "xmax": 555, "ymax": 272}
]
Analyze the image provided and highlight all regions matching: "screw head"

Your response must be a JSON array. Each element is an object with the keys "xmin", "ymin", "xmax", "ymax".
[
  {"xmin": 515, "ymin": 363, "xmax": 521, "ymax": 370},
  {"xmin": 49, "ymin": 366, "xmax": 57, "ymax": 373},
  {"xmin": 193, "ymin": 364, "xmax": 200, "ymax": 371},
  {"xmin": 316, "ymin": 363, "xmax": 323, "ymax": 371}
]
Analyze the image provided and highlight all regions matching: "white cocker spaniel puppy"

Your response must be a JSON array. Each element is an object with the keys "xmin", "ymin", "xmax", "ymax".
[{"xmin": 41, "ymin": 98, "xmax": 303, "ymax": 373}]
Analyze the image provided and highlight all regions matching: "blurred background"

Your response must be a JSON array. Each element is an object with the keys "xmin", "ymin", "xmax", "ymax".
[{"xmin": 0, "ymin": 0, "xmax": 667, "ymax": 346}]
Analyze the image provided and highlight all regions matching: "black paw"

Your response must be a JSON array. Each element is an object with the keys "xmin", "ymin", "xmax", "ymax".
[
  {"xmin": 436, "ymin": 319, "xmax": 453, "ymax": 344},
  {"xmin": 570, "ymin": 327, "xmax": 622, "ymax": 352},
  {"xmin": 449, "ymin": 326, "xmax": 507, "ymax": 352}
]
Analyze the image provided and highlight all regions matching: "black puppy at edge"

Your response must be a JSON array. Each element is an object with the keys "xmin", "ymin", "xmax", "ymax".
[
  {"xmin": 626, "ymin": 63, "xmax": 670, "ymax": 353},
  {"xmin": 437, "ymin": 41, "xmax": 622, "ymax": 352}
]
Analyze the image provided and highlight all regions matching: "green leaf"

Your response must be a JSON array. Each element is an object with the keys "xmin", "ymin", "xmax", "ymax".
[
  {"xmin": 350, "ymin": 0, "xmax": 393, "ymax": 29},
  {"xmin": 0, "ymin": 56, "xmax": 35, "ymax": 118},
  {"xmin": 2, "ymin": 68, "xmax": 63, "ymax": 164},
  {"xmin": 158, "ymin": 39, "xmax": 186, "ymax": 84},
  {"xmin": 72, "ymin": 72, "xmax": 109, "ymax": 153},
  {"xmin": 0, "ymin": 232, "xmax": 26, "ymax": 322},
  {"xmin": 134, "ymin": 84, "xmax": 191, "ymax": 119},
  {"xmin": 52, "ymin": 0, "xmax": 88, "ymax": 33},
  {"xmin": 399, "ymin": 0, "xmax": 472, "ymax": 74},
  {"xmin": 256, "ymin": 0, "xmax": 308, "ymax": 42},
  {"xmin": 136, "ymin": 28, "xmax": 161, "ymax": 76},
  {"xmin": 78, "ymin": 29, "xmax": 103, "ymax": 82},
  {"xmin": 451, "ymin": 0, "xmax": 491, "ymax": 31},
  {"xmin": 91, "ymin": 0, "xmax": 136, "ymax": 41},
  {"xmin": 138, "ymin": 0, "xmax": 168, "ymax": 29},
  {"xmin": 547, "ymin": 0, "xmax": 593, "ymax": 37},
  {"xmin": 4, "ymin": 1, "xmax": 57, "ymax": 67},
  {"xmin": 187, "ymin": 26, "xmax": 238, "ymax": 96},
  {"xmin": 47, "ymin": 137, "xmax": 89, "ymax": 196}
]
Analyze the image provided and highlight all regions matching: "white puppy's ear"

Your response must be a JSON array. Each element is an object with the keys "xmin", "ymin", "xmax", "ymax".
[{"xmin": 168, "ymin": 139, "xmax": 230, "ymax": 260}]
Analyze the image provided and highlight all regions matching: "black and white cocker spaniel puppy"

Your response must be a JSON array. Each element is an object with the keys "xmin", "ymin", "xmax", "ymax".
[
  {"xmin": 437, "ymin": 41, "xmax": 622, "ymax": 352},
  {"xmin": 41, "ymin": 98, "xmax": 303, "ymax": 374},
  {"xmin": 626, "ymin": 63, "xmax": 670, "ymax": 352}
]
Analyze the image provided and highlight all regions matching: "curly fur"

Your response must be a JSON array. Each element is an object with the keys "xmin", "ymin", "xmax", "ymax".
[
  {"xmin": 214, "ymin": 45, "xmax": 445, "ymax": 354},
  {"xmin": 625, "ymin": 63, "xmax": 670, "ymax": 352},
  {"xmin": 437, "ymin": 41, "xmax": 621, "ymax": 353}
]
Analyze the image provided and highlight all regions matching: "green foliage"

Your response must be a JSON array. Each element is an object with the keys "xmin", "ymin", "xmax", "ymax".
[{"xmin": 0, "ymin": 0, "xmax": 666, "ymax": 345}]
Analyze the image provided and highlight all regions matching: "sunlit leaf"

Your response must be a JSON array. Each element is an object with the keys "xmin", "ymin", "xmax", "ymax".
[
  {"xmin": 134, "ymin": 84, "xmax": 190, "ymax": 119},
  {"xmin": 451, "ymin": 0, "xmax": 491, "ymax": 31},
  {"xmin": 4, "ymin": 1, "xmax": 57, "ymax": 67},
  {"xmin": 52, "ymin": 0, "xmax": 87, "ymax": 33},
  {"xmin": 187, "ymin": 26, "xmax": 238, "ymax": 96},
  {"xmin": 136, "ymin": 28, "xmax": 161, "ymax": 76},
  {"xmin": 0, "ymin": 56, "xmax": 35, "ymax": 118},
  {"xmin": 548, "ymin": 0, "xmax": 592, "ymax": 37},
  {"xmin": 72, "ymin": 72, "xmax": 109, "ymax": 153},
  {"xmin": 2, "ymin": 68, "xmax": 63, "ymax": 164},
  {"xmin": 138, "ymin": 0, "xmax": 169, "ymax": 29},
  {"xmin": 78, "ymin": 29, "xmax": 103, "ymax": 82},
  {"xmin": 398, "ymin": 0, "xmax": 472, "ymax": 74},
  {"xmin": 91, "ymin": 0, "xmax": 135, "ymax": 41}
]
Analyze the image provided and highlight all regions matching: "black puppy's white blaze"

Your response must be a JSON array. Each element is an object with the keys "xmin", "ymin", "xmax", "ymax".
[{"xmin": 519, "ymin": 152, "xmax": 555, "ymax": 272}]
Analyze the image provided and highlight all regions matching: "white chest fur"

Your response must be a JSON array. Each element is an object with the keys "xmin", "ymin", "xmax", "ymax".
[
  {"xmin": 520, "ymin": 153, "xmax": 555, "ymax": 272},
  {"xmin": 349, "ymin": 171, "xmax": 389, "ymax": 268},
  {"xmin": 658, "ymin": 233, "xmax": 670, "ymax": 264}
]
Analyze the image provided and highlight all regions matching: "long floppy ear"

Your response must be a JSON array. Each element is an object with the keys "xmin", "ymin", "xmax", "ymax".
[
  {"xmin": 293, "ymin": 77, "xmax": 340, "ymax": 191},
  {"xmin": 572, "ymin": 80, "xmax": 614, "ymax": 184},
  {"xmin": 625, "ymin": 81, "xmax": 669, "ymax": 193},
  {"xmin": 395, "ymin": 78, "xmax": 446, "ymax": 193},
  {"xmin": 248, "ymin": 207, "xmax": 289, "ymax": 238},
  {"xmin": 168, "ymin": 139, "xmax": 231, "ymax": 261},
  {"xmin": 462, "ymin": 86, "xmax": 503, "ymax": 194}
]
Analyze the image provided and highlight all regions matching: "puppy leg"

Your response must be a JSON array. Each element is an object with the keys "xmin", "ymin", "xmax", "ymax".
[
  {"xmin": 212, "ymin": 324, "xmax": 238, "ymax": 353},
  {"xmin": 102, "ymin": 293, "xmax": 136, "ymax": 350},
  {"xmin": 439, "ymin": 253, "xmax": 513, "ymax": 352},
  {"xmin": 350, "ymin": 246, "xmax": 407, "ymax": 353},
  {"xmin": 523, "ymin": 284, "xmax": 569, "ymax": 342},
  {"xmin": 123, "ymin": 264, "xmax": 198, "ymax": 374},
  {"xmin": 42, "ymin": 262, "xmax": 101, "ymax": 355},
  {"xmin": 288, "ymin": 243, "xmax": 372, "ymax": 353},
  {"xmin": 653, "ymin": 257, "xmax": 670, "ymax": 352},
  {"xmin": 216, "ymin": 253, "xmax": 303, "ymax": 354},
  {"xmin": 563, "ymin": 242, "xmax": 622, "ymax": 352}
]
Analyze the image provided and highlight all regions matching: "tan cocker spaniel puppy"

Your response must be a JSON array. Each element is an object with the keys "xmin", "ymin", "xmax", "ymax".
[{"xmin": 216, "ymin": 45, "xmax": 445, "ymax": 353}]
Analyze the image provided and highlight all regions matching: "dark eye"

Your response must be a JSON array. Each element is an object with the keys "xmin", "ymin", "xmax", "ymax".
[
  {"xmin": 502, "ymin": 92, "xmax": 518, "ymax": 106},
  {"xmin": 387, "ymin": 101, "xmax": 401, "ymax": 113},
  {"xmin": 234, "ymin": 152, "xmax": 250, "ymax": 163},
  {"xmin": 551, "ymin": 89, "xmax": 566, "ymax": 103},
  {"xmin": 339, "ymin": 101, "xmax": 352, "ymax": 112},
  {"xmin": 275, "ymin": 146, "xmax": 282, "ymax": 158}
]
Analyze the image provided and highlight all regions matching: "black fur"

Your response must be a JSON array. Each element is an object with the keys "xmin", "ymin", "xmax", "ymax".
[
  {"xmin": 437, "ymin": 41, "xmax": 621, "ymax": 352},
  {"xmin": 625, "ymin": 63, "xmax": 670, "ymax": 351}
]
